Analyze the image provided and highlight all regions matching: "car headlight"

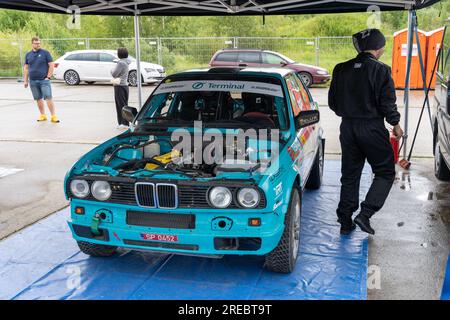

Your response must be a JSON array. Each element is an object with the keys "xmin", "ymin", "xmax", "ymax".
[
  {"xmin": 237, "ymin": 188, "xmax": 260, "ymax": 208},
  {"xmin": 91, "ymin": 181, "xmax": 112, "ymax": 201},
  {"xmin": 70, "ymin": 179, "xmax": 90, "ymax": 198},
  {"xmin": 209, "ymin": 187, "xmax": 232, "ymax": 208},
  {"xmin": 316, "ymin": 70, "xmax": 329, "ymax": 75},
  {"xmin": 145, "ymin": 68, "xmax": 156, "ymax": 73}
]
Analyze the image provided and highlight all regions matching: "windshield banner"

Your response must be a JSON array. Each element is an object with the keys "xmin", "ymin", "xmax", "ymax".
[{"xmin": 154, "ymin": 80, "xmax": 284, "ymax": 98}]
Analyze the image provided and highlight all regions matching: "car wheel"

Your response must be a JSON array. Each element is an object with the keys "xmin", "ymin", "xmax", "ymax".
[
  {"xmin": 128, "ymin": 70, "xmax": 144, "ymax": 87},
  {"xmin": 264, "ymin": 186, "xmax": 301, "ymax": 274},
  {"xmin": 306, "ymin": 139, "xmax": 324, "ymax": 189},
  {"xmin": 434, "ymin": 141, "xmax": 450, "ymax": 181},
  {"xmin": 77, "ymin": 241, "xmax": 117, "ymax": 257},
  {"xmin": 298, "ymin": 72, "xmax": 313, "ymax": 88},
  {"xmin": 85, "ymin": 81, "xmax": 96, "ymax": 85},
  {"xmin": 64, "ymin": 70, "xmax": 80, "ymax": 85}
]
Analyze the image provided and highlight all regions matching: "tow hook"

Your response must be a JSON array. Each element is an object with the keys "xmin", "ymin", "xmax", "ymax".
[
  {"xmin": 90, "ymin": 209, "xmax": 113, "ymax": 236},
  {"xmin": 90, "ymin": 213, "xmax": 102, "ymax": 236}
]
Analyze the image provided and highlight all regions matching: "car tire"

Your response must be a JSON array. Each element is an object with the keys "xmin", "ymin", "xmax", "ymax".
[
  {"xmin": 64, "ymin": 70, "xmax": 80, "ymax": 85},
  {"xmin": 434, "ymin": 141, "xmax": 450, "ymax": 181},
  {"xmin": 306, "ymin": 139, "xmax": 324, "ymax": 189},
  {"xmin": 128, "ymin": 70, "xmax": 144, "ymax": 87},
  {"xmin": 77, "ymin": 241, "xmax": 117, "ymax": 257},
  {"xmin": 264, "ymin": 186, "xmax": 301, "ymax": 274},
  {"xmin": 85, "ymin": 81, "xmax": 96, "ymax": 85},
  {"xmin": 298, "ymin": 72, "xmax": 313, "ymax": 88}
]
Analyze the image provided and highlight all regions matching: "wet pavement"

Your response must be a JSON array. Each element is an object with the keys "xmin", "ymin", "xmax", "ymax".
[{"xmin": 368, "ymin": 158, "xmax": 450, "ymax": 299}]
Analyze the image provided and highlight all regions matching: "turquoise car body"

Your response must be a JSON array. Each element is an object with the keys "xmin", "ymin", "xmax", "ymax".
[{"xmin": 65, "ymin": 67, "xmax": 323, "ymax": 257}]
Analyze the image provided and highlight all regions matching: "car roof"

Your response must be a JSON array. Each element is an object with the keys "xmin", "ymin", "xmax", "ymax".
[
  {"xmin": 65, "ymin": 49, "xmax": 117, "ymax": 55},
  {"xmin": 215, "ymin": 48, "xmax": 282, "ymax": 55},
  {"xmin": 170, "ymin": 67, "xmax": 293, "ymax": 78}
]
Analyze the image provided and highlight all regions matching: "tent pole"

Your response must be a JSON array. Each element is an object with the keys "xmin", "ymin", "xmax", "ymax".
[
  {"xmin": 403, "ymin": 9, "xmax": 414, "ymax": 160},
  {"xmin": 134, "ymin": 9, "xmax": 142, "ymax": 109}
]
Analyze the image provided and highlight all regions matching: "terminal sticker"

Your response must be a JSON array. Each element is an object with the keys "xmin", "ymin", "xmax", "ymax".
[{"xmin": 155, "ymin": 80, "xmax": 284, "ymax": 98}]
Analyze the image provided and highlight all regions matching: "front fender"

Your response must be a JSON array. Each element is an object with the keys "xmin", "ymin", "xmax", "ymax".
[{"xmin": 63, "ymin": 134, "xmax": 126, "ymax": 199}]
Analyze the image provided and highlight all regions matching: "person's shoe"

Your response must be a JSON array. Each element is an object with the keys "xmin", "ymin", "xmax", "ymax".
[
  {"xmin": 338, "ymin": 216, "xmax": 356, "ymax": 235},
  {"xmin": 340, "ymin": 221, "xmax": 357, "ymax": 235},
  {"xmin": 354, "ymin": 214, "xmax": 375, "ymax": 235},
  {"xmin": 37, "ymin": 114, "xmax": 47, "ymax": 122},
  {"xmin": 50, "ymin": 115, "xmax": 60, "ymax": 123}
]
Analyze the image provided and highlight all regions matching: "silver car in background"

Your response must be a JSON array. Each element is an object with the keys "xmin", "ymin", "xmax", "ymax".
[{"xmin": 53, "ymin": 49, "xmax": 165, "ymax": 86}]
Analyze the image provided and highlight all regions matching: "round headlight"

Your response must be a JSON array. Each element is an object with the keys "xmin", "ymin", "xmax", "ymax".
[
  {"xmin": 70, "ymin": 179, "xmax": 90, "ymax": 198},
  {"xmin": 209, "ymin": 187, "xmax": 232, "ymax": 208},
  {"xmin": 91, "ymin": 181, "xmax": 112, "ymax": 201},
  {"xmin": 237, "ymin": 188, "xmax": 260, "ymax": 208},
  {"xmin": 316, "ymin": 70, "xmax": 329, "ymax": 75}
]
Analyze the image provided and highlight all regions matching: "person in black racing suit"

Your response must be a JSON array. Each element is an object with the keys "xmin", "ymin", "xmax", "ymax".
[{"xmin": 328, "ymin": 29, "xmax": 403, "ymax": 235}]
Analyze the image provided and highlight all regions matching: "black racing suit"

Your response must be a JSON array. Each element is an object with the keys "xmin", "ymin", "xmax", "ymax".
[{"xmin": 328, "ymin": 52, "xmax": 401, "ymax": 221}]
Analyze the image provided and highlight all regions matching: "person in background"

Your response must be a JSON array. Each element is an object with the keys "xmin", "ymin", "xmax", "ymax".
[
  {"xmin": 328, "ymin": 29, "xmax": 403, "ymax": 236},
  {"xmin": 111, "ymin": 47, "xmax": 131, "ymax": 129},
  {"xmin": 24, "ymin": 36, "xmax": 59, "ymax": 123}
]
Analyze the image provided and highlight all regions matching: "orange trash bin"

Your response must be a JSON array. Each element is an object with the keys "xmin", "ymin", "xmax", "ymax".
[
  {"xmin": 392, "ymin": 28, "xmax": 428, "ymax": 89},
  {"xmin": 426, "ymin": 27, "xmax": 445, "ymax": 90}
]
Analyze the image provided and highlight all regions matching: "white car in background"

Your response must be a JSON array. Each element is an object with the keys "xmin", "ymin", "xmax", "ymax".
[{"xmin": 53, "ymin": 50, "xmax": 166, "ymax": 86}]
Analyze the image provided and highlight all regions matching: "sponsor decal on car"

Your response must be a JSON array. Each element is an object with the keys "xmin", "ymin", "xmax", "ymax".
[
  {"xmin": 155, "ymin": 80, "xmax": 284, "ymax": 98},
  {"xmin": 274, "ymin": 182, "xmax": 283, "ymax": 197}
]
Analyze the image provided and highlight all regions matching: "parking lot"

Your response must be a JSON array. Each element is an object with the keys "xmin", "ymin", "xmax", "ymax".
[{"xmin": 0, "ymin": 79, "xmax": 448, "ymax": 299}]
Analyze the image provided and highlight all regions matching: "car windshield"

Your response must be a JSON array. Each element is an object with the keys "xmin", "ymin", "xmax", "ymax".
[{"xmin": 136, "ymin": 78, "xmax": 289, "ymax": 130}]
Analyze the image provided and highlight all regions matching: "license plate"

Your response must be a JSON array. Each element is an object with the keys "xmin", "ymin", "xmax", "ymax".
[{"xmin": 140, "ymin": 233, "xmax": 178, "ymax": 242}]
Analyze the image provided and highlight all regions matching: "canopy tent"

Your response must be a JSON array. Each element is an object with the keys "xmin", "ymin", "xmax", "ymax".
[
  {"xmin": 0, "ymin": 0, "xmax": 440, "ymax": 15},
  {"xmin": 0, "ymin": 0, "xmax": 442, "ymax": 159}
]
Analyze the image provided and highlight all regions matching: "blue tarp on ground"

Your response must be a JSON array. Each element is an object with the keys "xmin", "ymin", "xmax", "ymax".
[
  {"xmin": 441, "ymin": 255, "xmax": 450, "ymax": 300},
  {"xmin": 0, "ymin": 160, "xmax": 369, "ymax": 300}
]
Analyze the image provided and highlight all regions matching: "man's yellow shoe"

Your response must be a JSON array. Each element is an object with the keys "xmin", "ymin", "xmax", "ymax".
[
  {"xmin": 37, "ymin": 114, "xmax": 47, "ymax": 122},
  {"xmin": 51, "ymin": 115, "xmax": 60, "ymax": 123}
]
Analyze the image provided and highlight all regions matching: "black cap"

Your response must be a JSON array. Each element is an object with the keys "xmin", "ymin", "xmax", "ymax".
[{"xmin": 352, "ymin": 29, "xmax": 386, "ymax": 53}]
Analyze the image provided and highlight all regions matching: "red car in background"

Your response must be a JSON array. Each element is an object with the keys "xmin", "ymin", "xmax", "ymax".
[{"xmin": 209, "ymin": 49, "xmax": 330, "ymax": 87}]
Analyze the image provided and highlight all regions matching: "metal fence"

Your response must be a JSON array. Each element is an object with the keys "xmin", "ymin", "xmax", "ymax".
[{"xmin": 0, "ymin": 36, "xmax": 394, "ymax": 79}]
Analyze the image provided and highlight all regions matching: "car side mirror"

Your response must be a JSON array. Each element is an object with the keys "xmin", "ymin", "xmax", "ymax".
[
  {"xmin": 295, "ymin": 110, "xmax": 320, "ymax": 130},
  {"xmin": 113, "ymin": 59, "xmax": 119, "ymax": 63},
  {"xmin": 122, "ymin": 106, "xmax": 138, "ymax": 123}
]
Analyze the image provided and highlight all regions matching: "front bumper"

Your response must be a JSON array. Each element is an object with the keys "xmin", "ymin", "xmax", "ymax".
[
  {"xmin": 313, "ymin": 74, "xmax": 331, "ymax": 84},
  {"xmin": 144, "ymin": 74, "xmax": 166, "ymax": 83},
  {"xmin": 68, "ymin": 199, "xmax": 284, "ymax": 256}
]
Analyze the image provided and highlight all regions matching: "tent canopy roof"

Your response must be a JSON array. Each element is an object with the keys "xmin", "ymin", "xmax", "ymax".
[{"xmin": 0, "ymin": 0, "xmax": 441, "ymax": 16}]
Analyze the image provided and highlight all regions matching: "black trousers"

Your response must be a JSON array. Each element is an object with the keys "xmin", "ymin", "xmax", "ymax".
[
  {"xmin": 337, "ymin": 118, "xmax": 396, "ymax": 220},
  {"xmin": 114, "ymin": 85, "xmax": 129, "ymax": 126}
]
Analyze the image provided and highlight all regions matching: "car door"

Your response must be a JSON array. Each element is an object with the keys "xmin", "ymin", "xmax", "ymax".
[
  {"xmin": 79, "ymin": 52, "xmax": 100, "ymax": 80},
  {"xmin": 237, "ymin": 51, "xmax": 262, "ymax": 67},
  {"xmin": 285, "ymin": 73, "xmax": 318, "ymax": 183},
  {"xmin": 262, "ymin": 52, "xmax": 287, "ymax": 68},
  {"xmin": 98, "ymin": 53, "xmax": 117, "ymax": 80},
  {"xmin": 434, "ymin": 27, "xmax": 450, "ymax": 163}
]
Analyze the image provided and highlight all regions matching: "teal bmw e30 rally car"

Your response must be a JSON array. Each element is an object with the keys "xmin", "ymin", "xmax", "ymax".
[{"xmin": 65, "ymin": 67, "xmax": 324, "ymax": 273}]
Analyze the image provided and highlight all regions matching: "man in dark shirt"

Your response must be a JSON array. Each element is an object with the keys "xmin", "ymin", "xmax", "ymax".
[
  {"xmin": 329, "ymin": 29, "xmax": 403, "ymax": 235},
  {"xmin": 24, "ymin": 36, "xmax": 59, "ymax": 123}
]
